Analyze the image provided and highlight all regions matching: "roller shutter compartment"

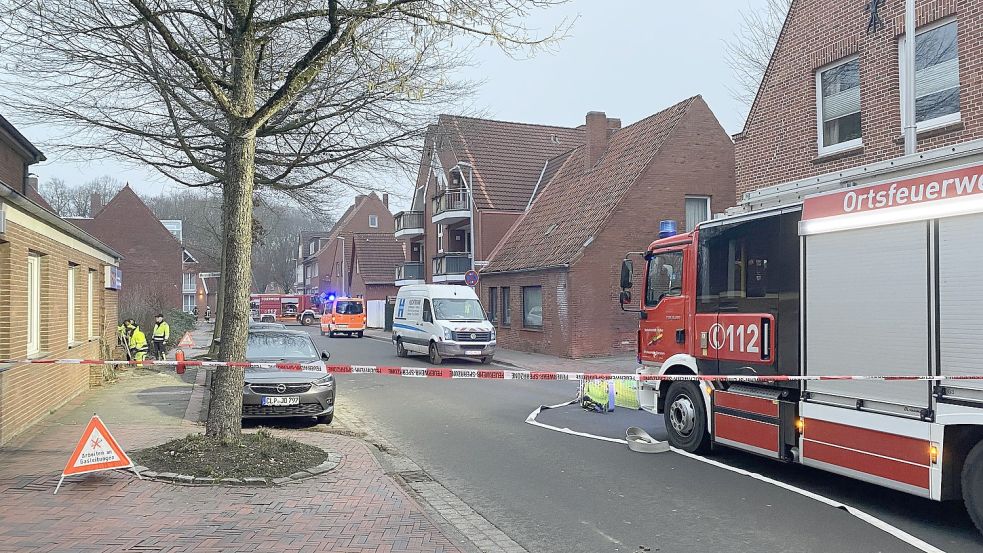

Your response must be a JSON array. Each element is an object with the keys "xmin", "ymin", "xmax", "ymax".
[{"xmin": 939, "ymin": 213, "xmax": 983, "ymax": 398}]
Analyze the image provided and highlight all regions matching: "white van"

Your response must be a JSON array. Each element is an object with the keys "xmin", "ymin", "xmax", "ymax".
[{"xmin": 392, "ymin": 284, "xmax": 496, "ymax": 364}]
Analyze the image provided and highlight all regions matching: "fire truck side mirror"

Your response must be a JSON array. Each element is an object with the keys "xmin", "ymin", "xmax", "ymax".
[
  {"xmin": 620, "ymin": 259, "xmax": 634, "ymax": 290},
  {"xmin": 619, "ymin": 290, "xmax": 632, "ymax": 305}
]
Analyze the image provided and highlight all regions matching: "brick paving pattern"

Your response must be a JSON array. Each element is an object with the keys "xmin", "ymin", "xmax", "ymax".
[{"xmin": 0, "ymin": 428, "xmax": 462, "ymax": 553}]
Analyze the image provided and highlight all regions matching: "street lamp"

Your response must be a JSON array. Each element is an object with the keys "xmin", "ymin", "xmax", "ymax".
[{"xmin": 456, "ymin": 161, "xmax": 476, "ymax": 272}]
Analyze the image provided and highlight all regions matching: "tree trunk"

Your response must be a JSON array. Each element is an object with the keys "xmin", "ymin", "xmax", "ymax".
[
  {"xmin": 209, "ymin": 224, "xmax": 227, "ymax": 357},
  {"xmin": 205, "ymin": 19, "xmax": 258, "ymax": 443}
]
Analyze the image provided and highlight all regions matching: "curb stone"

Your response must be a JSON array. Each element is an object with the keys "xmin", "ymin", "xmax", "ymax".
[
  {"xmin": 288, "ymin": 471, "xmax": 312, "ymax": 480},
  {"xmin": 175, "ymin": 475, "xmax": 195, "ymax": 484},
  {"xmin": 220, "ymin": 478, "xmax": 242, "ymax": 485},
  {"xmin": 156, "ymin": 472, "xmax": 178, "ymax": 482},
  {"xmin": 243, "ymin": 477, "xmax": 269, "ymax": 486}
]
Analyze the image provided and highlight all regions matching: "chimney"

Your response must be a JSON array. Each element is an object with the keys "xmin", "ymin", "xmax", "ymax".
[
  {"xmin": 382, "ymin": 193, "xmax": 389, "ymax": 208},
  {"xmin": 25, "ymin": 174, "xmax": 39, "ymax": 195},
  {"xmin": 90, "ymin": 193, "xmax": 103, "ymax": 217},
  {"xmin": 585, "ymin": 111, "xmax": 609, "ymax": 171}
]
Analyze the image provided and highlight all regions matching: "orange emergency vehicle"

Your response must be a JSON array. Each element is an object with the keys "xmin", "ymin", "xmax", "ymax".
[{"xmin": 320, "ymin": 297, "xmax": 367, "ymax": 338}]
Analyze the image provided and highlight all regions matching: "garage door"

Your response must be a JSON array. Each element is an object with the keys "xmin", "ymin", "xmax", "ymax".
[{"xmin": 804, "ymin": 221, "xmax": 931, "ymax": 413}]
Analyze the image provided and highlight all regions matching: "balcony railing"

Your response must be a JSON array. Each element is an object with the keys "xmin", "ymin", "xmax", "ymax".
[
  {"xmin": 433, "ymin": 254, "xmax": 472, "ymax": 277},
  {"xmin": 396, "ymin": 262, "xmax": 424, "ymax": 282},
  {"xmin": 432, "ymin": 189, "xmax": 470, "ymax": 217},
  {"xmin": 395, "ymin": 211, "xmax": 424, "ymax": 232}
]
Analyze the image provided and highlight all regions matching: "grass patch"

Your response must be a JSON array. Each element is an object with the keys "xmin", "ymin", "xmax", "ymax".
[{"xmin": 132, "ymin": 430, "xmax": 328, "ymax": 479}]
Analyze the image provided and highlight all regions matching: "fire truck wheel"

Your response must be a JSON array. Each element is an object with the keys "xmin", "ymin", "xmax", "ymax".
[
  {"xmin": 663, "ymin": 382, "xmax": 711, "ymax": 454},
  {"xmin": 396, "ymin": 339, "xmax": 408, "ymax": 357},
  {"xmin": 429, "ymin": 342, "xmax": 443, "ymax": 365},
  {"xmin": 963, "ymin": 440, "xmax": 983, "ymax": 534},
  {"xmin": 302, "ymin": 315, "xmax": 314, "ymax": 326}
]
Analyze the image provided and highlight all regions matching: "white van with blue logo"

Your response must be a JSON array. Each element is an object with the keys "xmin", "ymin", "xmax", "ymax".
[{"xmin": 392, "ymin": 284, "xmax": 496, "ymax": 364}]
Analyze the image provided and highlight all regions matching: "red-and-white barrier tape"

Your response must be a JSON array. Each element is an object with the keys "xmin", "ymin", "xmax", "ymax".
[{"xmin": 2, "ymin": 357, "xmax": 983, "ymax": 383}]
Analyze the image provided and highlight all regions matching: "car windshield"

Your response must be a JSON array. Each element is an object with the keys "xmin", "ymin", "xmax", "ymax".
[
  {"xmin": 433, "ymin": 298, "xmax": 486, "ymax": 321},
  {"xmin": 335, "ymin": 301, "xmax": 364, "ymax": 315},
  {"xmin": 246, "ymin": 333, "xmax": 319, "ymax": 361}
]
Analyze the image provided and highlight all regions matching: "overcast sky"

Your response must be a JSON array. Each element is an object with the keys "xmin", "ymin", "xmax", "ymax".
[{"xmin": 14, "ymin": 0, "xmax": 768, "ymax": 211}]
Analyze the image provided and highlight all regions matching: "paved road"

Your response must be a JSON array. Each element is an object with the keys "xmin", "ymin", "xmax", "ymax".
[{"xmin": 306, "ymin": 326, "xmax": 983, "ymax": 553}]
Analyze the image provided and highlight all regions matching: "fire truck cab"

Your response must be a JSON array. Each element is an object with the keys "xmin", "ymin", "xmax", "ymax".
[{"xmin": 621, "ymin": 142, "xmax": 983, "ymax": 533}]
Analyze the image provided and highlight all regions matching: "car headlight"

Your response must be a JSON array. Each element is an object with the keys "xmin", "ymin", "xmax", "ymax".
[
  {"xmin": 490, "ymin": 327, "xmax": 496, "ymax": 340},
  {"xmin": 313, "ymin": 375, "xmax": 335, "ymax": 389},
  {"xmin": 443, "ymin": 327, "xmax": 453, "ymax": 340}
]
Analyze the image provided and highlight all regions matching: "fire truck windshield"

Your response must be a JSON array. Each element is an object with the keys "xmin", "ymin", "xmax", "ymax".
[{"xmin": 646, "ymin": 251, "xmax": 684, "ymax": 306}]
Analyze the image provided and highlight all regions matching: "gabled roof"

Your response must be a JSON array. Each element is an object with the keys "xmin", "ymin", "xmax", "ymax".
[
  {"xmin": 351, "ymin": 232, "xmax": 404, "ymax": 285},
  {"xmin": 483, "ymin": 96, "xmax": 700, "ymax": 273},
  {"xmin": 68, "ymin": 184, "xmax": 182, "ymax": 250},
  {"xmin": 433, "ymin": 115, "xmax": 586, "ymax": 211},
  {"xmin": 0, "ymin": 113, "xmax": 45, "ymax": 164}
]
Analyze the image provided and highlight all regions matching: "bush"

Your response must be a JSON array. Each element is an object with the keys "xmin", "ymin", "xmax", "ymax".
[{"xmin": 165, "ymin": 309, "xmax": 196, "ymax": 349}]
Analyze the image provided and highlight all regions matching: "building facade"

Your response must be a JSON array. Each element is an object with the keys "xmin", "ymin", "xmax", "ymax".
[
  {"xmin": 393, "ymin": 115, "xmax": 588, "ymax": 287},
  {"xmin": 735, "ymin": 0, "xmax": 981, "ymax": 199},
  {"xmin": 69, "ymin": 186, "xmax": 184, "ymax": 313},
  {"xmin": 0, "ymin": 114, "xmax": 121, "ymax": 445},
  {"xmin": 348, "ymin": 232, "xmax": 404, "ymax": 301},
  {"xmin": 301, "ymin": 192, "xmax": 394, "ymax": 297},
  {"xmin": 482, "ymin": 98, "xmax": 735, "ymax": 358}
]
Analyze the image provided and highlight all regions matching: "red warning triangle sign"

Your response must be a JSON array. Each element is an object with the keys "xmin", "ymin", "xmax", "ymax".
[
  {"xmin": 177, "ymin": 331, "xmax": 196, "ymax": 348},
  {"xmin": 61, "ymin": 415, "xmax": 133, "ymax": 477}
]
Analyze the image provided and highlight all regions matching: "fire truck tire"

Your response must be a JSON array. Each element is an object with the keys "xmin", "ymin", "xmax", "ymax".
[
  {"xmin": 396, "ymin": 339, "xmax": 408, "ymax": 357},
  {"xmin": 962, "ymin": 440, "xmax": 983, "ymax": 534},
  {"xmin": 429, "ymin": 342, "xmax": 443, "ymax": 365},
  {"xmin": 302, "ymin": 315, "xmax": 314, "ymax": 326},
  {"xmin": 663, "ymin": 382, "xmax": 711, "ymax": 454}
]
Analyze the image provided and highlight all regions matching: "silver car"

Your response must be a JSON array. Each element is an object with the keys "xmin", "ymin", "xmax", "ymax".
[{"xmin": 242, "ymin": 329, "xmax": 335, "ymax": 425}]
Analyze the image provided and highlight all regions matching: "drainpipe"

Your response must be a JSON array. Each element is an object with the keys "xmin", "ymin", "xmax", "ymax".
[{"xmin": 902, "ymin": 0, "xmax": 917, "ymax": 155}]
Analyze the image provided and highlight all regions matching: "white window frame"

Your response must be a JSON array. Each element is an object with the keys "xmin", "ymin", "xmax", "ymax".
[
  {"xmin": 369, "ymin": 214, "xmax": 379, "ymax": 228},
  {"xmin": 899, "ymin": 17, "xmax": 961, "ymax": 133},
  {"xmin": 27, "ymin": 253, "xmax": 40, "ymax": 356},
  {"xmin": 183, "ymin": 272, "xmax": 197, "ymax": 293},
  {"xmin": 183, "ymin": 294, "xmax": 196, "ymax": 313},
  {"xmin": 67, "ymin": 264, "xmax": 77, "ymax": 344},
  {"xmin": 684, "ymin": 196, "xmax": 711, "ymax": 232},
  {"xmin": 87, "ymin": 269, "xmax": 95, "ymax": 339},
  {"xmin": 815, "ymin": 55, "xmax": 863, "ymax": 156}
]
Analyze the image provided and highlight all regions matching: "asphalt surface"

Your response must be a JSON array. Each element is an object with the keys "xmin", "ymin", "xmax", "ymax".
[{"xmin": 305, "ymin": 326, "xmax": 983, "ymax": 553}]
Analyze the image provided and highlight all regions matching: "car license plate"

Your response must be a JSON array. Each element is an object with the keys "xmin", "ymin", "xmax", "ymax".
[
  {"xmin": 465, "ymin": 350, "xmax": 482, "ymax": 356},
  {"xmin": 336, "ymin": 324, "xmax": 347, "ymax": 328},
  {"xmin": 262, "ymin": 396, "xmax": 299, "ymax": 406}
]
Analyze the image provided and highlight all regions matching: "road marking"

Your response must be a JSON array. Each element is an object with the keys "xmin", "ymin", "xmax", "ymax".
[{"xmin": 524, "ymin": 403, "xmax": 945, "ymax": 553}]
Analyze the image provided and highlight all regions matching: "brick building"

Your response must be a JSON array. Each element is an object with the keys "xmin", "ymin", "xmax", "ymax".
[
  {"xmin": 481, "ymin": 97, "xmax": 735, "ymax": 358},
  {"xmin": 0, "ymin": 114, "xmax": 121, "ymax": 445},
  {"xmin": 735, "ymin": 0, "xmax": 980, "ymax": 198},
  {"xmin": 301, "ymin": 192, "xmax": 394, "ymax": 296},
  {"xmin": 295, "ymin": 230, "xmax": 331, "ymax": 293},
  {"xmin": 69, "ymin": 186, "xmax": 184, "ymax": 312},
  {"xmin": 393, "ymin": 115, "xmax": 586, "ymax": 286},
  {"xmin": 348, "ymin": 232, "xmax": 404, "ymax": 301}
]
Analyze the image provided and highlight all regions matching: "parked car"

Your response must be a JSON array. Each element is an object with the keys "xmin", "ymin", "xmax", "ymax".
[
  {"xmin": 242, "ymin": 329, "xmax": 335, "ymax": 425},
  {"xmin": 249, "ymin": 321, "xmax": 287, "ymax": 329},
  {"xmin": 320, "ymin": 297, "xmax": 366, "ymax": 338},
  {"xmin": 392, "ymin": 284, "xmax": 496, "ymax": 364}
]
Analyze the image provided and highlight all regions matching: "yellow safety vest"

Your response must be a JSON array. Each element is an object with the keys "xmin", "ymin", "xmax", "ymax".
[
  {"xmin": 153, "ymin": 321, "xmax": 170, "ymax": 341},
  {"xmin": 129, "ymin": 327, "xmax": 147, "ymax": 350}
]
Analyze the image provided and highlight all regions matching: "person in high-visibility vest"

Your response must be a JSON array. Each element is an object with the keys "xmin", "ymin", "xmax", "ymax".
[
  {"xmin": 151, "ymin": 314, "xmax": 170, "ymax": 360},
  {"xmin": 127, "ymin": 322, "xmax": 148, "ymax": 362},
  {"xmin": 117, "ymin": 322, "xmax": 131, "ymax": 360}
]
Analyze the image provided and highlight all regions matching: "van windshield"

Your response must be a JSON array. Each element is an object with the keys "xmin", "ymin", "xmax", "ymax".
[
  {"xmin": 433, "ymin": 298, "xmax": 486, "ymax": 321},
  {"xmin": 335, "ymin": 301, "xmax": 363, "ymax": 315}
]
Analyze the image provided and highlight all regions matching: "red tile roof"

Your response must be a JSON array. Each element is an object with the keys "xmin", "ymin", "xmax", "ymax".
[
  {"xmin": 483, "ymin": 97, "xmax": 700, "ymax": 273},
  {"xmin": 351, "ymin": 233, "xmax": 404, "ymax": 284},
  {"xmin": 434, "ymin": 115, "xmax": 586, "ymax": 211}
]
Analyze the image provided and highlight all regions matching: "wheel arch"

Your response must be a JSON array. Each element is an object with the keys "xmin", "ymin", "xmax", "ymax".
[
  {"xmin": 942, "ymin": 425, "xmax": 983, "ymax": 501},
  {"xmin": 649, "ymin": 354, "xmax": 712, "ymax": 435}
]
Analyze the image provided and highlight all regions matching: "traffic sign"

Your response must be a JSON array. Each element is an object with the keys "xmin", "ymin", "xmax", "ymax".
[
  {"xmin": 177, "ymin": 331, "xmax": 196, "ymax": 348},
  {"xmin": 56, "ymin": 415, "xmax": 136, "ymax": 493},
  {"xmin": 464, "ymin": 270, "xmax": 479, "ymax": 287}
]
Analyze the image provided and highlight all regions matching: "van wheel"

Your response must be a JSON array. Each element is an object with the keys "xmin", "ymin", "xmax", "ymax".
[
  {"xmin": 663, "ymin": 382, "xmax": 711, "ymax": 454},
  {"xmin": 963, "ymin": 440, "xmax": 983, "ymax": 534},
  {"xmin": 320, "ymin": 329, "xmax": 325, "ymax": 336},
  {"xmin": 356, "ymin": 331, "xmax": 363, "ymax": 338},
  {"xmin": 396, "ymin": 339, "xmax": 408, "ymax": 358},
  {"xmin": 428, "ymin": 343, "xmax": 443, "ymax": 365},
  {"xmin": 328, "ymin": 331, "xmax": 335, "ymax": 338}
]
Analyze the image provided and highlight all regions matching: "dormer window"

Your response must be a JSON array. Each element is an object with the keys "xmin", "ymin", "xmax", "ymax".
[{"xmin": 369, "ymin": 214, "xmax": 379, "ymax": 228}]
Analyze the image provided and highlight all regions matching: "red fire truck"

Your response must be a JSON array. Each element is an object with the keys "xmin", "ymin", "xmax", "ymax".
[
  {"xmin": 620, "ymin": 147, "xmax": 983, "ymax": 533},
  {"xmin": 249, "ymin": 293, "xmax": 323, "ymax": 325}
]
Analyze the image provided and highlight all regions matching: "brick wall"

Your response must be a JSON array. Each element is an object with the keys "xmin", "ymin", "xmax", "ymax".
[
  {"xmin": 0, "ymin": 214, "xmax": 119, "ymax": 445},
  {"xmin": 0, "ymin": 145, "xmax": 23, "ymax": 191},
  {"xmin": 735, "ymin": 0, "xmax": 982, "ymax": 198},
  {"xmin": 481, "ymin": 269, "xmax": 572, "ymax": 357}
]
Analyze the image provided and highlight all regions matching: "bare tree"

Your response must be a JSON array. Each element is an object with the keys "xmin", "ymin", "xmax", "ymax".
[
  {"xmin": 723, "ymin": 0, "xmax": 792, "ymax": 109},
  {"xmin": 0, "ymin": 0, "xmax": 569, "ymax": 442},
  {"xmin": 40, "ymin": 175, "xmax": 124, "ymax": 217}
]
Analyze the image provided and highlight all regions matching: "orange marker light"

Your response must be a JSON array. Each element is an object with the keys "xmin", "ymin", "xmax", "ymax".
[
  {"xmin": 930, "ymin": 444, "xmax": 939, "ymax": 464},
  {"xmin": 795, "ymin": 418, "xmax": 805, "ymax": 433}
]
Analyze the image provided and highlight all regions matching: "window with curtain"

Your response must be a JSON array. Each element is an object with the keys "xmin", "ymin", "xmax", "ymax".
[
  {"xmin": 522, "ymin": 286, "xmax": 543, "ymax": 328},
  {"xmin": 67, "ymin": 264, "xmax": 77, "ymax": 343},
  {"xmin": 27, "ymin": 253, "xmax": 40, "ymax": 355},
  {"xmin": 901, "ymin": 19, "xmax": 960, "ymax": 129},
  {"xmin": 685, "ymin": 197, "xmax": 710, "ymax": 232},
  {"xmin": 87, "ymin": 270, "xmax": 95, "ymax": 338},
  {"xmin": 488, "ymin": 287, "xmax": 498, "ymax": 323},
  {"xmin": 817, "ymin": 57, "xmax": 862, "ymax": 152},
  {"xmin": 501, "ymin": 287, "xmax": 511, "ymax": 326}
]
